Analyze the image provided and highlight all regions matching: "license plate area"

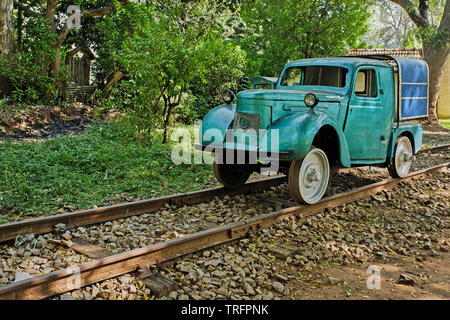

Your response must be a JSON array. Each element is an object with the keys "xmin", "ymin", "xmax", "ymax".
[{"xmin": 232, "ymin": 112, "xmax": 260, "ymax": 131}]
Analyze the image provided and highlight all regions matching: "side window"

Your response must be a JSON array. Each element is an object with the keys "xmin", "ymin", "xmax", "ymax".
[
  {"xmin": 355, "ymin": 69, "xmax": 377, "ymax": 97},
  {"xmin": 281, "ymin": 67, "xmax": 302, "ymax": 86}
]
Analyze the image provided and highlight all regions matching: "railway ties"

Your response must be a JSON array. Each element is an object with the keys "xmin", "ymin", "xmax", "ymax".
[
  {"xmin": 0, "ymin": 161, "xmax": 447, "ymax": 300},
  {"xmin": 0, "ymin": 144, "xmax": 448, "ymax": 300}
]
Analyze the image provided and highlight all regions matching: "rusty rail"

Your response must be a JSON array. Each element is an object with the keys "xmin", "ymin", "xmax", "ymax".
[
  {"xmin": 0, "ymin": 162, "xmax": 447, "ymax": 300},
  {"xmin": 0, "ymin": 175, "xmax": 286, "ymax": 243},
  {"xmin": 1, "ymin": 143, "xmax": 447, "ymax": 244},
  {"xmin": 418, "ymin": 144, "xmax": 450, "ymax": 154}
]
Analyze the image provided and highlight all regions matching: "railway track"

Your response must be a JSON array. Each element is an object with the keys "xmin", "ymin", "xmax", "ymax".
[
  {"xmin": 0, "ymin": 143, "xmax": 448, "ymax": 245},
  {"xmin": 0, "ymin": 143, "xmax": 447, "ymax": 299}
]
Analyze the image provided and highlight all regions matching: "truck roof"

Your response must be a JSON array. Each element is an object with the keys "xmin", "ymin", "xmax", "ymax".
[{"xmin": 286, "ymin": 57, "xmax": 391, "ymax": 68}]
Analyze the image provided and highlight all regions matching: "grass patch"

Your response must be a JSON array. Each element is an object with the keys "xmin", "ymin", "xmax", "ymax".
[
  {"xmin": 0, "ymin": 120, "xmax": 217, "ymax": 223},
  {"xmin": 439, "ymin": 119, "xmax": 450, "ymax": 129}
]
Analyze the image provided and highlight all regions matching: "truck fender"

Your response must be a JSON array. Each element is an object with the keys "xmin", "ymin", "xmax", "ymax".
[
  {"xmin": 200, "ymin": 104, "xmax": 236, "ymax": 146},
  {"xmin": 388, "ymin": 125, "xmax": 423, "ymax": 157}
]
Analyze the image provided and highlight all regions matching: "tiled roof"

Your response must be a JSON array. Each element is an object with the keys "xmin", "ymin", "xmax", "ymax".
[{"xmin": 346, "ymin": 48, "xmax": 423, "ymax": 59}]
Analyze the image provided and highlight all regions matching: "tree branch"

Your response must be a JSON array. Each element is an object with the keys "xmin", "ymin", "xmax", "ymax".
[
  {"xmin": 45, "ymin": 0, "xmax": 58, "ymax": 19},
  {"xmin": 390, "ymin": 0, "xmax": 430, "ymax": 28},
  {"xmin": 13, "ymin": 1, "xmax": 42, "ymax": 17},
  {"xmin": 56, "ymin": 1, "xmax": 131, "ymax": 49},
  {"xmin": 438, "ymin": 0, "xmax": 450, "ymax": 42},
  {"xmin": 418, "ymin": 0, "xmax": 429, "ymax": 18},
  {"xmin": 82, "ymin": 4, "xmax": 118, "ymax": 19}
]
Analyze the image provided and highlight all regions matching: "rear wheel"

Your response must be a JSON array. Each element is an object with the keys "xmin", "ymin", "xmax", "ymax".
[
  {"xmin": 213, "ymin": 163, "xmax": 252, "ymax": 189},
  {"xmin": 288, "ymin": 147, "xmax": 330, "ymax": 204},
  {"xmin": 388, "ymin": 136, "xmax": 413, "ymax": 178}
]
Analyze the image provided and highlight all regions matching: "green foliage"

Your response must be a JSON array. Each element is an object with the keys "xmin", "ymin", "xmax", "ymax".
[
  {"xmin": 239, "ymin": 0, "xmax": 370, "ymax": 77},
  {"xmin": 2, "ymin": 0, "xmax": 372, "ymax": 130},
  {"xmin": 90, "ymin": 2, "xmax": 149, "ymax": 84},
  {"xmin": 0, "ymin": 121, "xmax": 216, "ymax": 222},
  {"xmin": 117, "ymin": 9, "xmax": 195, "ymax": 132},
  {"xmin": 440, "ymin": 119, "xmax": 450, "ymax": 129},
  {"xmin": 0, "ymin": 17, "xmax": 62, "ymax": 104},
  {"xmin": 93, "ymin": 2, "xmax": 246, "ymax": 138},
  {"xmin": 420, "ymin": 24, "xmax": 449, "ymax": 48},
  {"xmin": 184, "ymin": 36, "xmax": 247, "ymax": 121}
]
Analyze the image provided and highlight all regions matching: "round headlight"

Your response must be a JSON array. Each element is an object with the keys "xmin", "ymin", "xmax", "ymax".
[
  {"xmin": 222, "ymin": 89, "xmax": 235, "ymax": 104},
  {"xmin": 304, "ymin": 93, "xmax": 318, "ymax": 108}
]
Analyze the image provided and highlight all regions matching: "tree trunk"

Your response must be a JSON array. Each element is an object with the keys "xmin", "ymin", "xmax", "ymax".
[
  {"xmin": 423, "ymin": 43, "xmax": 450, "ymax": 123},
  {"xmin": 0, "ymin": 0, "xmax": 14, "ymax": 59},
  {"xmin": 17, "ymin": 6, "xmax": 23, "ymax": 52},
  {"xmin": 162, "ymin": 100, "xmax": 174, "ymax": 144},
  {"xmin": 390, "ymin": 0, "xmax": 449, "ymax": 124},
  {"xmin": 0, "ymin": 0, "xmax": 15, "ymax": 96},
  {"xmin": 51, "ymin": 45, "xmax": 62, "ymax": 89},
  {"xmin": 163, "ymin": 116, "xmax": 170, "ymax": 144}
]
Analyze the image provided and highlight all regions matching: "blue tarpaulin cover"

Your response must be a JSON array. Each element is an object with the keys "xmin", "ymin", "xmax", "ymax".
[{"xmin": 392, "ymin": 57, "xmax": 429, "ymax": 120}]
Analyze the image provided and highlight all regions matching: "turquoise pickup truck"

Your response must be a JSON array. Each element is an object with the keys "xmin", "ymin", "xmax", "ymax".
[{"xmin": 196, "ymin": 55, "xmax": 428, "ymax": 204}]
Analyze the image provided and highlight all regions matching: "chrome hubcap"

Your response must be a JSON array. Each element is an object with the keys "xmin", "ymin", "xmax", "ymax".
[
  {"xmin": 298, "ymin": 149, "xmax": 330, "ymax": 204},
  {"xmin": 304, "ymin": 167, "xmax": 321, "ymax": 186},
  {"xmin": 395, "ymin": 137, "xmax": 413, "ymax": 177}
]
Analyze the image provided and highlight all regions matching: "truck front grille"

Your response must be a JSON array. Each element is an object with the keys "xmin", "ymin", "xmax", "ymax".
[{"xmin": 232, "ymin": 112, "xmax": 260, "ymax": 131}]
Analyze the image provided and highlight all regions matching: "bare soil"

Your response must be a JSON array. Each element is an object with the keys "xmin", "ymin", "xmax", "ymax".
[{"xmin": 0, "ymin": 104, "xmax": 93, "ymax": 141}]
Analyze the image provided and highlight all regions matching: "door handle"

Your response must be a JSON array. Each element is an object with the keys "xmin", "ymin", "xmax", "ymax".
[{"xmin": 380, "ymin": 89, "xmax": 384, "ymax": 95}]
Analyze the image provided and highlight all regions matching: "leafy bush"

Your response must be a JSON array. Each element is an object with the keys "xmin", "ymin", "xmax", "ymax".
[
  {"xmin": 0, "ymin": 18, "xmax": 64, "ymax": 105},
  {"xmin": 93, "ymin": 4, "xmax": 246, "ymax": 141},
  {"xmin": 187, "ymin": 37, "xmax": 247, "ymax": 121}
]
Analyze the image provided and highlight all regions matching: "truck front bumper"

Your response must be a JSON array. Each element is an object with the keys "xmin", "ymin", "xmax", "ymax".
[{"xmin": 194, "ymin": 144, "xmax": 291, "ymax": 161}]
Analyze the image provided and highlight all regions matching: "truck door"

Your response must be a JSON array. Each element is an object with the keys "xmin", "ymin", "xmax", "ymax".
[{"xmin": 344, "ymin": 67, "xmax": 387, "ymax": 161}]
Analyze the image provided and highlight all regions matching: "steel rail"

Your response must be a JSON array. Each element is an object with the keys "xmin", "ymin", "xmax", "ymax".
[
  {"xmin": 417, "ymin": 143, "xmax": 450, "ymax": 154},
  {"xmin": 0, "ymin": 143, "xmax": 448, "ymax": 244},
  {"xmin": 0, "ymin": 143, "xmax": 447, "ymax": 244},
  {"xmin": 0, "ymin": 162, "xmax": 447, "ymax": 300},
  {"xmin": 0, "ymin": 175, "xmax": 286, "ymax": 243}
]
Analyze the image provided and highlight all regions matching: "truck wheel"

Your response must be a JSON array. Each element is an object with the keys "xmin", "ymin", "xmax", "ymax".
[
  {"xmin": 288, "ymin": 147, "xmax": 330, "ymax": 204},
  {"xmin": 388, "ymin": 136, "xmax": 413, "ymax": 178},
  {"xmin": 213, "ymin": 163, "xmax": 252, "ymax": 189}
]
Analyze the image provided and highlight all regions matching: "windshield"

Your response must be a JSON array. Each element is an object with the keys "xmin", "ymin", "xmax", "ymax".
[{"xmin": 280, "ymin": 65, "xmax": 348, "ymax": 88}]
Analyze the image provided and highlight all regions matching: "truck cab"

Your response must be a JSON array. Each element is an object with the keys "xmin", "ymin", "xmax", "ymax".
[{"xmin": 196, "ymin": 55, "xmax": 428, "ymax": 204}]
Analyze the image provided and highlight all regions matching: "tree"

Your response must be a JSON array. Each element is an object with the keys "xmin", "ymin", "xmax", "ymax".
[
  {"xmin": 14, "ymin": 0, "xmax": 131, "ymax": 84},
  {"xmin": 239, "ymin": 0, "xmax": 370, "ymax": 76},
  {"xmin": 0, "ymin": 0, "xmax": 14, "ymax": 60},
  {"xmin": 0, "ymin": 0, "xmax": 15, "ymax": 96},
  {"xmin": 390, "ymin": 0, "xmax": 449, "ymax": 123},
  {"xmin": 114, "ymin": 3, "xmax": 246, "ymax": 143},
  {"xmin": 364, "ymin": 1, "xmax": 419, "ymax": 47}
]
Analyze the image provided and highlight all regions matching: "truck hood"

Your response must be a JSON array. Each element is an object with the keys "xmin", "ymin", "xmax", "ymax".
[{"xmin": 237, "ymin": 88, "xmax": 347, "ymax": 102}]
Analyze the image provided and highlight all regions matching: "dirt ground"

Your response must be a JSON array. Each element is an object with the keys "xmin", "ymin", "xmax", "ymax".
[
  {"xmin": 421, "ymin": 122, "xmax": 450, "ymax": 146},
  {"xmin": 279, "ymin": 173, "xmax": 450, "ymax": 300},
  {"xmin": 0, "ymin": 104, "xmax": 93, "ymax": 141},
  {"xmin": 303, "ymin": 252, "xmax": 450, "ymax": 300},
  {"xmin": 286, "ymin": 231, "xmax": 450, "ymax": 300}
]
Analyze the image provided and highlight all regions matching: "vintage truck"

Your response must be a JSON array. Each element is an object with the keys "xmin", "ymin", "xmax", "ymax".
[{"xmin": 196, "ymin": 55, "xmax": 428, "ymax": 204}]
